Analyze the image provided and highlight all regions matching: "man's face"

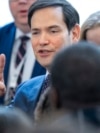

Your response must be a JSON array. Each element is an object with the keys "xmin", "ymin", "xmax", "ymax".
[
  {"xmin": 9, "ymin": 0, "xmax": 36, "ymax": 27},
  {"xmin": 31, "ymin": 7, "xmax": 80, "ymax": 70}
]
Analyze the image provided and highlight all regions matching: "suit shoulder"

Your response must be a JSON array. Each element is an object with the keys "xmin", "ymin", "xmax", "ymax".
[
  {"xmin": 13, "ymin": 75, "xmax": 45, "ymax": 108},
  {"xmin": 12, "ymin": 75, "xmax": 45, "ymax": 115},
  {"xmin": 16, "ymin": 75, "xmax": 45, "ymax": 94},
  {"xmin": 0, "ymin": 22, "xmax": 16, "ymax": 34}
]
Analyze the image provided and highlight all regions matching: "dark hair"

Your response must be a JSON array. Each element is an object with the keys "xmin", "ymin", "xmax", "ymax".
[
  {"xmin": 0, "ymin": 107, "xmax": 33, "ymax": 133},
  {"xmin": 50, "ymin": 41, "xmax": 100, "ymax": 109},
  {"xmin": 28, "ymin": 0, "xmax": 79, "ymax": 31}
]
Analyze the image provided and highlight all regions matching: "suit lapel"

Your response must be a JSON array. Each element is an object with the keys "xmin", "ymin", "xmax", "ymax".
[{"xmin": 0, "ymin": 23, "xmax": 16, "ymax": 85}]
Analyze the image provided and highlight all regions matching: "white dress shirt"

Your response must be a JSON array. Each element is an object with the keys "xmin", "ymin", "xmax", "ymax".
[{"xmin": 5, "ymin": 28, "xmax": 35, "ymax": 100}]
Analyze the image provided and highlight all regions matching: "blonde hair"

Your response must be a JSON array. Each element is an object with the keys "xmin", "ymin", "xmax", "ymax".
[{"xmin": 80, "ymin": 11, "xmax": 100, "ymax": 40}]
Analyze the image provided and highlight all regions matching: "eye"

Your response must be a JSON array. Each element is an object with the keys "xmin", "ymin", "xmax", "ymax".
[
  {"xmin": 50, "ymin": 29, "xmax": 59, "ymax": 34},
  {"xmin": 51, "ymin": 30, "xmax": 58, "ymax": 33},
  {"xmin": 32, "ymin": 30, "xmax": 40, "ymax": 35}
]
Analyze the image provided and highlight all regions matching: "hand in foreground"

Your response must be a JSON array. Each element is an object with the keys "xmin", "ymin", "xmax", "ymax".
[{"xmin": 0, "ymin": 54, "xmax": 6, "ymax": 96}]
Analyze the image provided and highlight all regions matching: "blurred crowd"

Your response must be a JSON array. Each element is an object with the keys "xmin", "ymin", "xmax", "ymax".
[{"xmin": 0, "ymin": 0, "xmax": 100, "ymax": 133}]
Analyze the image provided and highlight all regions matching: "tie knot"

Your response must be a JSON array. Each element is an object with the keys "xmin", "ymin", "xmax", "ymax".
[
  {"xmin": 41, "ymin": 74, "xmax": 51, "ymax": 93},
  {"xmin": 20, "ymin": 36, "xmax": 30, "ymax": 42},
  {"xmin": 46, "ymin": 74, "xmax": 51, "ymax": 82}
]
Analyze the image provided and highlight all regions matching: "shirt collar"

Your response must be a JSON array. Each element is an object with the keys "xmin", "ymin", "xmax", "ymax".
[{"xmin": 15, "ymin": 28, "xmax": 31, "ymax": 40}]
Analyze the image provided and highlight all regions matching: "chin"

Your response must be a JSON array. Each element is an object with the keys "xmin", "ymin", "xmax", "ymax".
[{"xmin": 19, "ymin": 18, "xmax": 28, "ymax": 24}]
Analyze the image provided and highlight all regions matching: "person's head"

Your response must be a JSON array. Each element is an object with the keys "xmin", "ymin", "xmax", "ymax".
[
  {"xmin": 33, "ymin": 127, "xmax": 69, "ymax": 133},
  {"xmin": 80, "ymin": 11, "xmax": 100, "ymax": 45},
  {"xmin": 50, "ymin": 41, "xmax": 100, "ymax": 110},
  {"xmin": 0, "ymin": 107, "xmax": 33, "ymax": 133},
  {"xmin": 28, "ymin": 0, "xmax": 80, "ymax": 71},
  {"xmin": 9, "ymin": 0, "xmax": 36, "ymax": 33}
]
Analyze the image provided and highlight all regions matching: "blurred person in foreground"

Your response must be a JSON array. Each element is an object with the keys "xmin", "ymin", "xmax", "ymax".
[
  {"xmin": 35, "ymin": 41, "xmax": 100, "ymax": 133},
  {"xmin": 0, "ymin": 107, "xmax": 33, "ymax": 133},
  {"xmin": 0, "ymin": 0, "xmax": 80, "ymax": 117},
  {"xmin": 0, "ymin": 0, "xmax": 46, "ymax": 104}
]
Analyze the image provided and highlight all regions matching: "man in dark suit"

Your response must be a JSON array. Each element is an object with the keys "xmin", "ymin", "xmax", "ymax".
[
  {"xmin": 0, "ymin": 0, "xmax": 80, "ymax": 116},
  {"xmin": 0, "ymin": 0, "xmax": 46, "ymax": 104}
]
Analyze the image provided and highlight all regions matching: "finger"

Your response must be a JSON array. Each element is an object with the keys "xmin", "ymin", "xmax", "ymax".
[
  {"xmin": 0, "ymin": 54, "xmax": 6, "ymax": 82},
  {"xmin": 0, "ymin": 81, "xmax": 6, "ymax": 96}
]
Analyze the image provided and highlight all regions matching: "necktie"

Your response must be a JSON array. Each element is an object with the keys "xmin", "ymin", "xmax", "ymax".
[
  {"xmin": 16, "ymin": 36, "xmax": 30, "ymax": 85},
  {"xmin": 16, "ymin": 63, "xmax": 24, "ymax": 86},
  {"xmin": 8, "ymin": 36, "xmax": 29, "ymax": 101},
  {"xmin": 41, "ymin": 74, "xmax": 51, "ymax": 93},
  {"xmin": 15, "ymin": 36, "xmax": 29, "ymax": 68}
]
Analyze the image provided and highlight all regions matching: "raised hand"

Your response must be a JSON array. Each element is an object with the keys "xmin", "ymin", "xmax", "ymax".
[{"xmin": 0, "ymin": 54, "xmax": 6, "ymax": 96}]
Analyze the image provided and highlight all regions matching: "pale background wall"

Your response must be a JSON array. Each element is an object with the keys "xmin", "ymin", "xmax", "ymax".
[{"xmin": 0, "ymin": 0, "xmax": 100, "ymax": 26}]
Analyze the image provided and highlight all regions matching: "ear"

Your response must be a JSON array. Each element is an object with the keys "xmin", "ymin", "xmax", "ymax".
[{"xmin": 71, "ymin": 24, "xmax": 80, "ymax": 43}]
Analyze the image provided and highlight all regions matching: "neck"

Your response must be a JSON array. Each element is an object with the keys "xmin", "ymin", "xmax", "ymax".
[{"xmin": 15, "ymin": 23, "xmax": 31, "ymax": 34}]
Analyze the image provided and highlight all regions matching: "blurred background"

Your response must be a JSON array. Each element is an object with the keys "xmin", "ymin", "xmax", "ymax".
[{"xmin": 0, "ymin": 0, "xmax": 100, "ymax": 26}]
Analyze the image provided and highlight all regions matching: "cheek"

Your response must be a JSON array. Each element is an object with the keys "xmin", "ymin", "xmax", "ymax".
[
  {"xmin": 53, "ymin": 35, "xmax": 69, "ymax": 50},
  {"xmin": 31, "ymin": 40, "xmax": 37, "ymax": 53},
  {"xmin": 31, "ymin": 43, "xmax": 36, "ymax": 51},
  {"xmin": 9, "ymin": 2, "xmax": 15, "ymax": 10},
  {"xmin": 9, "ymin": 4, "xmax": 17, "ymax": 16},
  {"xmin": 31, "ymin": 44, "xmax": 38, "ymax": 57}
]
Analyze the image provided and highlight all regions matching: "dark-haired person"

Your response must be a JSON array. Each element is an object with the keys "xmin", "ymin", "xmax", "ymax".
[
  {"xmin": 0, "ymin": 0, "xmax": 80, "ymax": 116},
  {"xmin": 49, "ymin": 41, "xmax": 100, "ymax": 132}
]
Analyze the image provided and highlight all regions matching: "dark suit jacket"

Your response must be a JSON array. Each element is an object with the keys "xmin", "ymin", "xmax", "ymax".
[
  {"xmin": 9, "ymin": 75, "xmax": 45, "ymax": 116},
  {"xmin": 0, "ymin": 22, "xmax": 46, "ymax": 103}
]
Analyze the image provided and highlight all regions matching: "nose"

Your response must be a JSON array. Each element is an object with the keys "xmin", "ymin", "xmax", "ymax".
[{"xmin": 39, "ymin": 33, "xmax": 49, "ymax": 46}]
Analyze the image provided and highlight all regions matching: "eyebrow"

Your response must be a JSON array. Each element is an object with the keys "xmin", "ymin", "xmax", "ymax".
[
  {"xmin": 48, "ymin": 25, "xmax": 60, "ymax": 29},
  {"xmin": 31, "ymin": 25, "xmax": 60, "ymax": 31},
  {"xmin": 31, "ymin": 28, "xmax": 40, "ymax": 31}
]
